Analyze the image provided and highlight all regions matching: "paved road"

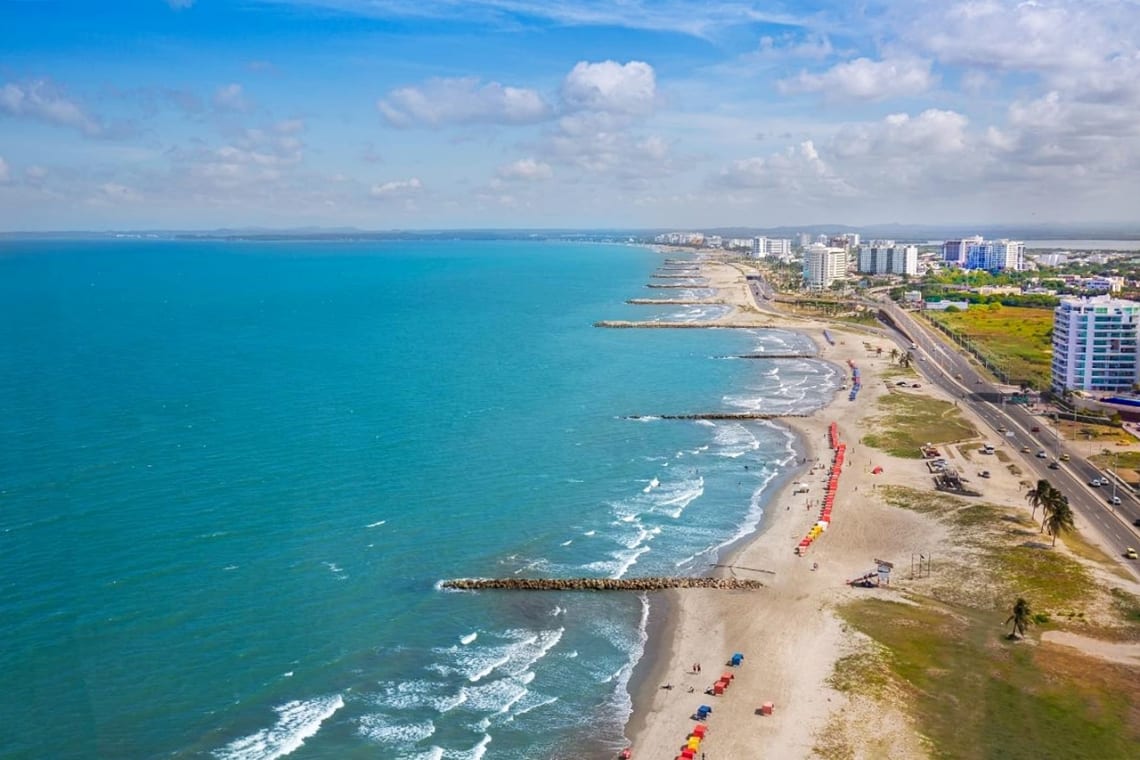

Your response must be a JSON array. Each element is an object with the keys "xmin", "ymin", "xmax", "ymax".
[{"xmin": 877, "ymin": 301, "xmax": 1140, "ymax": 566}]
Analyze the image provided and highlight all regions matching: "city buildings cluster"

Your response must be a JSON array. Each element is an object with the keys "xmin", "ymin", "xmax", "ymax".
[{"xmin": 942, "ymin": 236, "xmax": 1026, "ymax": 271}]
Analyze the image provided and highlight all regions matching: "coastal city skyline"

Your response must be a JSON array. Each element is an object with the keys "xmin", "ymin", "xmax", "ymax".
[{"xmin": 5, "ymin": 0, "xmax": 1140, "ymax": 231}]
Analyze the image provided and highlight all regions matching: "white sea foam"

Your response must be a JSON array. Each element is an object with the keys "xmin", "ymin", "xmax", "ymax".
[
  {"xmin": 560, "ymin": 539, "xmax": 572, "ymax": 546},
  {"xmin": 365, "ymin": 520, "xmax": 386, "ymax": 528},
  {"xmin": 460, "ymin": 632, "xmax": 477, "ymax": 645},
  {"xmin": 213, "ymin": 694, "xmax": 344, "ymax": 760},
  {"xmin": 641, "ymin": 477, "xmax": 660, "ymax": 493},
  {"xmin": 357, "ymin": 713, "xmax": 436, "ymax": 745},
  {"xmin": 583, "ymin": 530, "xmax": 596, "ymax": 536}
]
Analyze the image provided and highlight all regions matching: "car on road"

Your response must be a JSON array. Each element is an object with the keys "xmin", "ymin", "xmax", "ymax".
[
  {"xmin": 1059, "ymin": 453, "xmax": 1070, "ymax": 461},
  {"xmin": 1110, "ymin": 495, "xmax": 1122, "ymax": 505},
  {"xmin": 1049, "ymin": 461, "xmax": 1061, "ymax": 470},
  {"xmin": 1125, "ymin": 548, "xmax": 1138, "ymax": 560},
  {"xmin": 1090, "ymin": 478, "xmax": 1102, "ymax": 487},
  {"xmin": 1031, "ymin": 426, "xmax": 1041, "ymax": 432},
  {"xmin": 1132, "ymin": 518, "xmax": 1140, "ymax": 527},
  {"xmin": 1021, "ymin": 445, "xmax": 1031, "ymax": 453},
  {"xmin": 1036, "ymin": 450, "xmax": 1047, "ymax": 458},
  {"xmin": 998, "ymin": 426, "xmax": 1008, "ymax": 433}
]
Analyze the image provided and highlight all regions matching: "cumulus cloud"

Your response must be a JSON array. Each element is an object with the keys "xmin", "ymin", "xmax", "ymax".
[
  {"xmin": 915, "ymin": 0, "xmax": 1117, "ymax": 75},
  {"xmin": 370, "ymin": 177, "xmax": 422, "ymax": 197},
  {"xmin": 496, "ymin": 158, "xmax": 553, "ymax": 181},
  {"xmin": 213, "ymin": 83, "xmax": 251, "ymax": 112},
  {"xmin": 833, "ymin": 109, "xmax": 970, "ymax": 160},
  {"xmin": 378, "ymin": 77, "xmax": 551, "ymax": 127},
  {"xmin": 718, "ymin": 140, "xmax": 855, "ymax": 197},
  {"xmin": 0, "ymin": 80, "xmax": 103, "ymax": 135},
  {"xmin": 779, "ymin": 57, "xmax": 935, "ymax": 101},
  {"xmin": 0, "ymin": 156, "xmax": 9, "ymax": 183},
  {"xmin": 561, "ymin": 60, "xmax": 656, "ymax": 116}
]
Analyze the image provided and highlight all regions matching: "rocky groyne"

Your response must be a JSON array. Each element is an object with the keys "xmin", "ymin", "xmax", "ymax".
[
  {"xmin": 594, "ymin": 321, "xmax": 775, "ymax": 329},
  {"xmin": 441, "ymin": 577, "xmax": 764, "ymax": 591}
]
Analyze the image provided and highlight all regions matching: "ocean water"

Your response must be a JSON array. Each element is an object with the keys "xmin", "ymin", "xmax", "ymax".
[{"xmin": 0, "ymin": 240, "xmax": 841, "ymax": 759}]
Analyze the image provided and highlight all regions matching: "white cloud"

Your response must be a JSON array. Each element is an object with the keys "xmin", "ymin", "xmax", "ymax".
[
  {"xmin": 370, "ymin": 177, "xmax": 423, "ymax": 197},
  {"xmin": 213, "ymin": 83, "xmax": 251, "ymax": 112},
  {"xmin": 756, "ymin": 33, "xmax": 834, "ymax": 60},
  {"xmin": 717, "ymin": 140, "xmax": 856, "ymax": 199},
  {"xmin": 98, "ymin": 183, "xmax": 142, "ymax": 202},
  {"xmin": 0, "ymin": 156, "xmax": 9, "ymax": 183},
  {"xmin": 25, "ymin": 165, "xmax": 48, "ymax": 182},
  {"xmin": 167, "ymin": 0, "xmax": 195, "ymax": 8},
  {"xmin": 496, "ymin": 158, "xmax": 553, "ymax": 181},
  {"xmin": 914, "ymin": 0, "xmax": 1119, "ymax": 75},
  {"xmin": 257, "ymin": 1, "xmax": 817, "ymax": 41},
  {"xmin": 0, "ymin": 80, "xmax": 103, "ymax": 135},
  {"xmin": 833, "ymin": 109, "xmax": 970, "ymax": 159},
  {"xmin": 561, "ymin": 60, "xmax": 656, "ymax": 115},
  {"xmin": 779, "ymin": 57, "xmax": 935, "ymax": 101},
  {"xmin": 378, "ymin": 77, "xmax": 550, "ymax": 127}
]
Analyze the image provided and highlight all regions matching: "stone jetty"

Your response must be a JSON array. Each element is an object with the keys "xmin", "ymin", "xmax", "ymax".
[
  {"xmin": 647, "ymin": 283, "xmax": 701, "ymax": 289},
  {"xmin": 652, "ymin": 273, "xmax": 701, "ymax": 279},
  {"xmin": 626, "ymin": 298, "xmax": 719, "ymax": 305},
  {"xmin": 441, "ymin": 577, "xmax": 764, "ymax": 591},
  {"xmin": 627, "ymin": 412, "xmax": 808, "ymax": 420},
  {"xmin": 594, "ymin": 321, "xmax": 776, "ymax": 329}
]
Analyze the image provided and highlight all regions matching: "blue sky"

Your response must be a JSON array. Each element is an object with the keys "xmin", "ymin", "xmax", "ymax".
[{"xmin": 2, "ymin": 0, "xmax": 1139, "ymax": 230}]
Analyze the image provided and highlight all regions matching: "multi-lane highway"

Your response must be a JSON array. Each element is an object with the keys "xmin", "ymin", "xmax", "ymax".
[{"xmin": 878, "ymin": 301, "xmax": 1140, "ymax": 566}]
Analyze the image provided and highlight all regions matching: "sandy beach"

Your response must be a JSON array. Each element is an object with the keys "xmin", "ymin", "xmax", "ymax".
[{"xmin": 620, "ymin": 256, "xmax": 1116, "ymax": 758}]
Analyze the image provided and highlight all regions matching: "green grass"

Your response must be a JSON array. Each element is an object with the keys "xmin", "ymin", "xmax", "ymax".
[
  {"xmin": 928, "ymin": 306, "xmax": 1054, "ymax": 389},
  {"xmin": 877, "ymin": 486, "xmax": 1098, "ymax": 614},
  {"xmin": 839, "ymin": 598, "xmax": 1140, "ymax": 759},
  {"xmin": 1089, "ymin": 450, "xmax": 1140, "ymax": 470},
  {"xmin": 861, "ymin": 392, "xmax": 978, "ymax": 458}
]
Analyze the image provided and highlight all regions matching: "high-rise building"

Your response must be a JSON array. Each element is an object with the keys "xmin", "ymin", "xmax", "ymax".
[
  {"xmin": 857, "ymin": 241, "xmax": 918, "ymax": 276},
  {"xmin": 961, "ymin": 237, "xmax": 1025, "ymax": 271},
  {"xmin": 803, "ymin": 244, "xmax": 847, "ymax": 289},
  {"xmin": 942, "ymin": 235, "xmax": 983, "ymax": 266},
  {"xmin": 1051, "ymin": 296, "xmax": 1140, "ymax": 393},
  {"xmin": 751, "ymin": 237, "xmax": 792, "ymax": 258},
  {"xmin": 766, "ymin": 238, "xmax": 791, "ymax": 257}
]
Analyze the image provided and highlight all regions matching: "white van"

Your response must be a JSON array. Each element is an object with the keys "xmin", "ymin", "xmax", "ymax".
[{"xmin": 982, "ymin": 444, "xmax": 995, "ymax": 454}]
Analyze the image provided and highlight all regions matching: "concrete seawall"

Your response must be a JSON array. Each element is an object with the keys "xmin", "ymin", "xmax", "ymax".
[{"xmin": 441, "ymin": 577, "xmax": 764, "ymax": 591}]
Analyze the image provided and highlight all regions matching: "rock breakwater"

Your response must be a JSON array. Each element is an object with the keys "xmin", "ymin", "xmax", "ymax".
[{"xmin": 441, "ymin": 577, "xmax": 764, "ymax": 591}]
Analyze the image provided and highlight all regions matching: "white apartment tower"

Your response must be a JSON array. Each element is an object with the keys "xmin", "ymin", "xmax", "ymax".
[
  {"xmin": 857, "ymin": 241, "xmax": 918, "ymax": 276},
  {"xmin": 803, "ymin": 244, "xmax": 847, "ymax": 289},
  {"xmin": 1051, "ymin": 296, "xmax": 1140, "ymax": 393}
]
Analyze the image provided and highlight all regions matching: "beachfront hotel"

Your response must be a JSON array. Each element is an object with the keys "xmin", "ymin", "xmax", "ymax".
[
  {"xmin": 802, "ymin": 244, "xmax": 847, "ymax": 289},
  {"xmin": 856, "ymin": 241, "xmax": 918, "ymax": 276},
  {"xmin": 1051, "ymin": 295, "xmax": 1140, "ymax": 393}
]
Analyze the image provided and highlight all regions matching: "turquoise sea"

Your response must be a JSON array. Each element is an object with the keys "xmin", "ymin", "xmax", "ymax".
[{"xmin": 0, "ymin": 240, "xmax": 841, "ymax": 759}]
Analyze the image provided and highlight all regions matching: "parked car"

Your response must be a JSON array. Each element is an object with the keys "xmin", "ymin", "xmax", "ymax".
[
  {"xmin": 1125, "ymin": 548, "xmax": 1138, "ymax": 560},
  {"xmin": 1036, "ymin": 450, "xmax": 1047, "ymax": 458},
  {"xmin": 979, "ymin": 471, "xmax": 991, "ymax": 478},
  {"xmin": 896, "ymin": 381, "xmax": 908, "ymax": 387}
]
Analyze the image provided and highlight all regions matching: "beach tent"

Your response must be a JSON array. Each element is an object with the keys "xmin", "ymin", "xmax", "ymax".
[
  {"xmin": 692, "ymin": 725, "xmax": 707, "ymax": 738},
  {"xmin": 713, "ymin": 681, "xmax": 726, "ymax": 695},
  {"xmin": 761, "ymin": 701, "xmax": 775, "ymax": 715},
  {"xmin": 731, "ymin": 652, "xmax": 743, "ymax": 666},
  {"xmin": 696, "ymin": 704, "xmax": 712, "ymax": 719},
  {"xmin": 721, "ymin": 671, "xmax": 734, "ymax": 682},
  {"xmin": 872, "ymin": 466, "xmax": 884, "ymax": 474}
]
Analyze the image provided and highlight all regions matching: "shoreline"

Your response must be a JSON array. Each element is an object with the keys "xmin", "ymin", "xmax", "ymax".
[{"xmin": 620, "ymin": 255, "xmax": 874, "ymax": 758}]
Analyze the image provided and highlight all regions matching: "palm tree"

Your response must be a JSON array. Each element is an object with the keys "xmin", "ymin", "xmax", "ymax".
[
  {"xmin": 1006, "ymin": 597, "xmax": 1032, "ymax": 639},
  {"xmin": 1044, "ymin": 496, "xmax": 1075, "ymax": 547},
  {"xmin": 1024, "ymin": 479, "xmax": 1055, "ymax": 521},
  {"xmin": 889, "ymin": 347, "xmax": 899, "ymax": 362},
  {"xmin": 1044, "ymin": 487, "xmax": 1067, "ymax": 535}
]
